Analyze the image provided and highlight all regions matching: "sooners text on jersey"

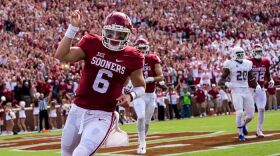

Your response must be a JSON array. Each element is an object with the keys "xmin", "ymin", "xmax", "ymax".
[
  {"xmin": 143, "ymin": 54, "xmax": 161, "ymax": 93},
  {"xmin": 74, "ymin": 34, "xmax": 144, "ymax": 112},
  {"xmin": 246, "ymin": 58, "xmax": 271, "ymax": 88}
]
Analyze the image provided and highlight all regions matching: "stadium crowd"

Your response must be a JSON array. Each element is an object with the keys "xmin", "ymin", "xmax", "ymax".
[{"xmin": 0, "ymin": 0, "xmax": 279, "ymax": 134}]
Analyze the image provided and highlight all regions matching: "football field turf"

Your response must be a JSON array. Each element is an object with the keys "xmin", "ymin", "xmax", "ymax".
[{"xmin": 0, "ymin": 111, "xmax": 279, "ymax": 156}]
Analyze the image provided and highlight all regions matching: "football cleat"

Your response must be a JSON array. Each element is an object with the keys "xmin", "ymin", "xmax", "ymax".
[
  {"xmin": 238, "ymin": 135, "xmax": 246, "ymax": 141},
  {"xmin": 256, "ymin": 131, "xmax": 265, "ymax": 138},
  {"xmin": 243, "ymin": 125, "xmax": 248, "ymax": 135},
  {"xmin": 137, "ymin": 142, "xmax": 146, "ymax": 155}
]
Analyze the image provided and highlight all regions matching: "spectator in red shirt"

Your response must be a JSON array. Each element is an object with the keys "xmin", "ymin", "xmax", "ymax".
[
  {"xmin": 267, "ymin": 86, "xmax": 277, "ymax": 110},
  {"xmin": 193, "ymin": 84, "xmax": 207, "ymax": 117},
  {"xmin": 208, "ymin": 84, "xmax": 221, "ymax": 115},
  {"xmin": 65, "ymin": 79, "xmax": 74, "ymax": 95}
]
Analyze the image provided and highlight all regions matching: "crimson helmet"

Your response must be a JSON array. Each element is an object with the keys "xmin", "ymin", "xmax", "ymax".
[
  {"xmin": 102, "ymin": 12, "xmax": 133, "ymax": 51},
  {"xmin": 253, "ymin": 44, "xmax": 263, "ymax": 59},
  {"xmin": 134, "ymin": 38, "xmax": 150, "ymax": 55}
]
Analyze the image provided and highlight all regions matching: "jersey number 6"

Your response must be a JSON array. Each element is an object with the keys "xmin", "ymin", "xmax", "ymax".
[{"xmin": 93, "ymin": 69, "xmax": 113, "ymax": 93}]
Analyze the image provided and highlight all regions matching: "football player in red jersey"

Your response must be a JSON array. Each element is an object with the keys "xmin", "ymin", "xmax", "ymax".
[
  {"xmin": 132, "ymin": 37, "xmax": 163, "ymax": 154},
  {"xmin": 55, "ymin": 10, "xmax": 146, "ymax": 156},
  {"xmin": 247, "ymin": 44, "xmax": 274, "ymax": 138}
]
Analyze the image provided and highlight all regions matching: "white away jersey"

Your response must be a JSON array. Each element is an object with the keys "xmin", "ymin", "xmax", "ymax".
[{"xmin": 223, "ymin": 59, "xmax": 252, "ymax": 88}]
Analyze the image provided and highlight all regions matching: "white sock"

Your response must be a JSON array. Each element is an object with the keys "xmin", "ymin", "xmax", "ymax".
[
  {"xmin": 238, "ymin": 128, "xmax": 243, "ymax": 135},
  {"xmin": 145, "ymin": 123, "xmax": 149, "ymax": 136},
  {"xmin": 236, "ymin": 110, "xmax": 243, "ymax": 128},
  {"xmin": 236, "ymin": 110, "xmax": 244, "ymax": 135},
  {"xmin": 138, "ymin": 130, "xmax": 146, "ymax": 145},
  {"xmin": 257, "ymin": 109, "xmax": 265, "ymax": 132}
]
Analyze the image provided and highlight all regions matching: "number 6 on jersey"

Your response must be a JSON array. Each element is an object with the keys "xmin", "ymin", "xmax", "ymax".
[{"xmin": 92, "ymin": 69, "xmax": 113, "ymax": 93}]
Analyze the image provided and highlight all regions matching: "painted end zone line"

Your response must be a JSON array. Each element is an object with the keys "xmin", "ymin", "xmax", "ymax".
[
  {"xmin": 97, "ymin": 131, "xmax": 224, "ymax": 156},
  {"xmin": 163, "ymin": 139, "xmax": 280, "ymax": 156}
]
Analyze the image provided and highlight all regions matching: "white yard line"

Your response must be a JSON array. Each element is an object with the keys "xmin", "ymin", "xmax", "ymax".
[
  {"xmin": 0, "ymin": 143, "xmax": 18, "ymax": 147},
  {"xmin": 146, "ymin": 131, "xmax": 224, "ymax": 144},
  {"xmin": 9, "ymin": 142, "xmax": 61, "ymax": 151},
  {"xmin": 163, "ymin": 139, "xmax": 280, "ymax": 156},
  {"xmin": 97, "ymin": 131, "xmax": 224, "ymax": 155}
]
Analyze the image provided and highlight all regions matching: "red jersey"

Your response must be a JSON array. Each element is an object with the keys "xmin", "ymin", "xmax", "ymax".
[
  {"xmin": 194, "ymin": 89, "xmax": 205, "ymax": 103},
  {"xmin": 247, "ymin": 58, "xmax": 271, "ymax": 88},
  {"xmin": 66, "ymin": 82, "xmax": 74, "ymax": 93},
  {"xmin": 143, "ymin": 54, "xmax": 161, "ymax": 93},
  {"xmin": 74, "ymin": 34, "xmax": 144, "ymax": 112},
  {"xmin": 208, "ymin": 89, "xmax": 219, "ymax": 99},
  {"xmin": 267, "ymin": 86, "xmax": 276, "ymax": 95},
  {"xmin": 59, "ymin": 81, "xmax": 67, "ymax": 92}
]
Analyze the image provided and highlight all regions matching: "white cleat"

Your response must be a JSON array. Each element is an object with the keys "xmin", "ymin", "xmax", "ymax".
[
  {"xmin": 137, "ymin": 142, "xmax": 146, "ymax": 155},
  {"xmin": 256, "ymin": 131, "xmax": 264, "ymax": 138}
]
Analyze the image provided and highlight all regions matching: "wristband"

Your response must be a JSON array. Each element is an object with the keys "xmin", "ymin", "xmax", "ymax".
[
  {"xmin": 129, "ymin": 92, "xmax": 137, "ymax": 101},
  {"xmin": 65, "ymin": 24, "xmax": 79, "ymax": 39},
  {"xmin": 131, "ymin": 86, "xmax": 145, "ymax": 100}
]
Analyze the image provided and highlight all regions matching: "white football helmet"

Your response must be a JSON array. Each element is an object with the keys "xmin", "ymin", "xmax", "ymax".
[
  {"xmin": 231, "ymin": 46, "xmax": 246, "ymax": 61},
  {"xmin": 253, "ymin": 44, "xmax": 263, "ymax": 59}
]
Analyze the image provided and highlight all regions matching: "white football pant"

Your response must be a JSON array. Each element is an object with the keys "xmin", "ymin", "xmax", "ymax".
[
  {"xmin": 61, "ymin": 104, "xmax": 114, "ymax": 156},
  {"xmin": 250, "ymin": 88, "xmax": 267, "ymax": 132},
  {"xmin": 133, "ymin": 93, "xmax": 156, "ymax": 144},
  {"xmin": 231, "ymin": 88, "xmax": 254, "ymax": 128}
]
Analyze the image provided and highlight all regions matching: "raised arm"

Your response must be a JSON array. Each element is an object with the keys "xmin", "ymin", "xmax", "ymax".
[{"xmin": 54, "ymin": 10, "xmax": 85, "ymax": 63}]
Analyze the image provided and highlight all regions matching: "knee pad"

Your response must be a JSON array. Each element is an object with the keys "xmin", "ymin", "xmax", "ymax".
[
  {"xmin": 145, "ymin": 116, "xmax": 151, "ymax": 124},
  {"xmin": 61, "ymin": 145, "xmax": 74, "ymax": 156},
  {"xmin": 73, "ymin": 140, "xmax": 99, "ymax": 156},
  {"xmin": 236, "ymin": 110, "xmax": 243, "ymax": 118},
  {"xmin": 138, "ymin": 115, "xmax": 145, "ymax": 121},
  {"xmin": 72, "ymin": 145, "xmax": 91, "ymax": 156},
  {"xmin": 246, "ymin": 112, "xmax": 254, "ymax": 120},
  {"xmin": 258, "ymin": 108, "xmax": 265, "ymax": 113}
]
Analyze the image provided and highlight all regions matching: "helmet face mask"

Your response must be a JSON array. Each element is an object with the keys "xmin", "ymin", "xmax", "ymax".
[
  {"xmin": 136, "ymin": 44, "xmax": 150, "ymax": 55},
  {"xmin": 253, "ymin": 44, "xmax": 263, "ymax": 60},
  {"xmin": 134, "ymin": 38, "xmax": 150, "ymax": 55},
  {"xmin": 231, "ymin": 46, "xmax": 245, "ymax": 62},
  {"xmin": 102, "ymin": 12, "xmax": 132, "ymax": 51},
  {"xmin": 235, "ymin": 52, "xmax": 245, "ymax": 61},
  {"xmin": 253, "ymin": 50, "xmax": 262, "ymax": 59}
]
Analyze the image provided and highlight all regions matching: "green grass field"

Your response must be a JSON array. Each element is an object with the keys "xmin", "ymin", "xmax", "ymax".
[{"xmin": 0, "ymin": 111, "xmax": 280, "ymax": 156}]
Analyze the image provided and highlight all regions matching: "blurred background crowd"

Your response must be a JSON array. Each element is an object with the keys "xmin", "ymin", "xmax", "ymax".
[{"xmin": 0, "ymin": 0, "xmax": 279, "ymax": 134}]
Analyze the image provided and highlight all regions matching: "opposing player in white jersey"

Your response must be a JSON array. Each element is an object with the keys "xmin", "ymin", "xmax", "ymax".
[
  {"xmin": 133, "ymin": 38, "xmax": 163, "ymax": 154},
  {"xmin": 218, "ymin": 46, "xmax": 259, "ymax": 141},
  {"xmin": 247, "ymin": 44, "xmax": 274, "ymax": 138}
]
